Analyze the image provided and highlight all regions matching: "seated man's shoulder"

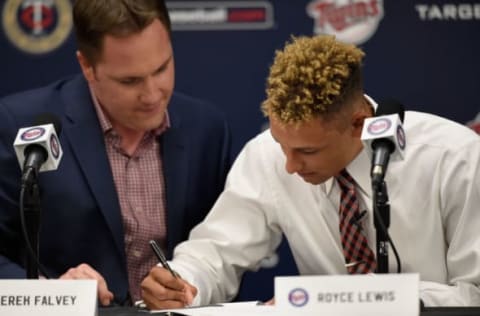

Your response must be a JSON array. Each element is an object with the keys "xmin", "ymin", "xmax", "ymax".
[
  {"xmin": 407, "ymin": 111, "xmax": 479, "ymax": 148},
  {"xmin": 0, "ymin": 74, "xmax": 82, "ymax": 112}
]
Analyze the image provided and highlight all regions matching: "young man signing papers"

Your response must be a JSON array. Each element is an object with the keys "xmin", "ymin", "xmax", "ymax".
[{"xmin": 141, "ymin": 35, "xmax": 480, "ymax": 308}]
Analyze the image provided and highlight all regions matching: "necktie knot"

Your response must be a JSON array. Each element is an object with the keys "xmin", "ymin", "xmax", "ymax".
[{"xmin": 336, "ymin": 169, "xmax": 355, "ymax": 192}]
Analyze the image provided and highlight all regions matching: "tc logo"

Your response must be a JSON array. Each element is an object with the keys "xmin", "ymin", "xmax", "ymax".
[{"xmin": 2, "ymin": 0, "xmax": 73, "ymax": 54}]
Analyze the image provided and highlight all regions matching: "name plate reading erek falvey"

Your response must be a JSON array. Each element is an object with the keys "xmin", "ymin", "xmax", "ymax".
[
  {"xmin": 0, "ymin": 279, "xmax": 97, "ymax": 316},
  {"xmin": 275, "ymin": 273, "xmax": 419, "ymax": 316}
]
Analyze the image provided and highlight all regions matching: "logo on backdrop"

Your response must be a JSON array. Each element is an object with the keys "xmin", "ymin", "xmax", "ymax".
[
  {"xmin": 415, "ymin": 3, "xmax": 480, "ymax": 21},
  {"xmin": 166, "ymin": 1, "xmax": 274, "ymax": 31},
  {"xmin": 288, "ymin": 288, "xmax": 309, "ymax": 307},
  {"xmin": 306, "ymin": 0, "xmax": 384, "ymax": 44},
  {"xmin": 2, "ymin": 0, "xmax": 73, "ymax": 55}
]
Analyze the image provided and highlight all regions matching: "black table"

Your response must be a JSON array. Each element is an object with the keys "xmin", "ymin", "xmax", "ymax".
[{"xmin": 99, "ymin": 306, "xmax": 480, "ymax": 316}]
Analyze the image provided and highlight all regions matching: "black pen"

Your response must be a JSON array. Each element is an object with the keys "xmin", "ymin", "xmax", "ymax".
[{"xmin": 149, "ymin": 240, "xmax": 179, "ymax": 278}]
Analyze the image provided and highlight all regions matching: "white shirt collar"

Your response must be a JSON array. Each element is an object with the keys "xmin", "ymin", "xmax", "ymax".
[{"xmin": 323, "ymin": 149, "xmax": 372, "ymax": 198}]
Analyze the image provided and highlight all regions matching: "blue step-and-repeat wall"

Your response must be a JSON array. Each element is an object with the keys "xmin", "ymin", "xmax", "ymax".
[{"xmin": 1, "ymin": 0, "xmax": 479, "ymax": 301}]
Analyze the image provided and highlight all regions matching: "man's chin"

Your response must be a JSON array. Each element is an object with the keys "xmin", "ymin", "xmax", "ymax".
[
  {"xmin": 298, "ymin": 174, "xmax": 323, "ymax": 185},
  {"xmin": 132, "ymin": 116, "xmax": 166, "ymax": 132}
]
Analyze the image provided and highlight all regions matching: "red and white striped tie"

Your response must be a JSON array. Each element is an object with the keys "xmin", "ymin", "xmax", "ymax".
[{"xmin": 336, "ymin": 169, "xmax": 376, "ymax": 274}]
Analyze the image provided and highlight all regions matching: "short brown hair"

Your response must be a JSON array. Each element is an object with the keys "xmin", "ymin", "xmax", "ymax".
[
  {"xmin": 73, "ymin": 0, "xmax": 171, "ymax": 64},
  {"xmin": 261, "ymin": 35, "xmax": 365, "ymax": 125}
]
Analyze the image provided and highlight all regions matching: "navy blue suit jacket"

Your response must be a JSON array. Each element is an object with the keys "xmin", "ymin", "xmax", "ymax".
[{"xmin": 0, "ymin": 74, "xmax": 231, "ymax": 303}]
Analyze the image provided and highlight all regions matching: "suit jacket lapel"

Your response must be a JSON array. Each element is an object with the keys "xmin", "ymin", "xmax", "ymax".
[
  {"xmin": 162, "ymin": 101, "xmax": 189, "ymax": 257},
  {"xmin": 59, "ymin": 78, "xmax": 189, "ymax": 259},
  {"xmin": 61, "ymin": 76, "xmax": 125, "ymax": 257}
]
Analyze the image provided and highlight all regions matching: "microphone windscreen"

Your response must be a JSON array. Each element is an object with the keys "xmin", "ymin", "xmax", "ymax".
[
  {"xmin": 33, "ymin": 113, "xmax": 62, "ymax": 136},
  {"xmin": 375, "ymin": 99, "xmax": 405, "ymax": 122}
]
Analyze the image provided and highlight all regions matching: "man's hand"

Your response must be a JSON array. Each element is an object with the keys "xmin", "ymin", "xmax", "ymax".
[
  {"xmin": 141, "ymin": 266, "xmax": 197, "ymax": 310},
  {"xmin": 60, "ymin": 263, "xmax": 114, "ymax": 306}
]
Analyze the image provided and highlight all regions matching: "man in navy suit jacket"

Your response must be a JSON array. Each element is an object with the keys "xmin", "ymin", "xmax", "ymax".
[{"xmin": 0, "ymin": 0, "xmax": 231, "ymax": 306}]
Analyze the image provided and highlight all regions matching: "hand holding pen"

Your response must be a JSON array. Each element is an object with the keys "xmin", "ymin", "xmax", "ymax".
[
  {"xmin": 141, "ymin": 240, "xmax": 197, "ymax": 310},
  {"xmin": 149, "ymin": 240, "xmax": 181, "ymax": 278}
]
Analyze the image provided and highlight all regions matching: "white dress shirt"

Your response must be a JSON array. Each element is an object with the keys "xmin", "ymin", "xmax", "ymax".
[{"xmin": 172, "ymin": 110, "xmax": 480, "ymax": 306}]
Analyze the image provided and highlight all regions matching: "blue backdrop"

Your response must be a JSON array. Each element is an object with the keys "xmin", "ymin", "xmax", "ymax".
[{"xmin": 1, "ymin": 0, "xmax": 479, "ymax": 301}]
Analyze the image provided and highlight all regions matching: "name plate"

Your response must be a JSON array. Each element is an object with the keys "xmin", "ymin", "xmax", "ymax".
[
  {"xmin": 275, "ymin": 273, "xmax": 419, "ymax": 316},
  {"xmin": 0, "ymin": 280, "xmax": 97, "ymax": 316}
]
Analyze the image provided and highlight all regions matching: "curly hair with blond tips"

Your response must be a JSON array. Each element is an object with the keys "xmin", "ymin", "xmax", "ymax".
[{"xmin": 261, "ymin": 35, "xmax": 365, "ymax": 125}]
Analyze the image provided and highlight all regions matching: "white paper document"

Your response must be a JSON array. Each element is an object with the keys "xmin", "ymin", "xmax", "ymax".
[{"xmin": 150, "ymin": 301, "xmax": 286, "ymax": 316}]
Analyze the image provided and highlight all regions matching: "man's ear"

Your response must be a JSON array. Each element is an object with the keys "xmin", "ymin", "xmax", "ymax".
[
  {"xmin": 351, "ymin": 107, "xmax": 372, "ymax": 138},
  {"xmin": 76, "ymin": 51, "xmax": 95, "ymax": 83},
  {"xmin": 350, "ymin": 97, "xmax": 374, "ymax": 137}
]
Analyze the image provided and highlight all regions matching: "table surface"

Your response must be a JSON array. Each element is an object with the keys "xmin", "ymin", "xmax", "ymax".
[{"xmin": 99, "ymin": 306, "xmax": 480, "ymax": 316}]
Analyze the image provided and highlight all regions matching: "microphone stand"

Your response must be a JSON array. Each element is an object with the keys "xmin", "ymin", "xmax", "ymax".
[
  {"xmin": 372, "ymin": 180, "xmax": 390, "ymax": 274},
  {"xmin": 21, "ymin": 170, "xmax": 42, "ymax": 279}
]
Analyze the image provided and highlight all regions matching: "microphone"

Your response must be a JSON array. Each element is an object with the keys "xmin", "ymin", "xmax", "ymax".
[
  {"xmin": 360, "ymin": 100, "xmax": 406, "ymax": 187},
  {"xmin": 13, "ymin": 113, "xmax": 63, "ymax": 183}
]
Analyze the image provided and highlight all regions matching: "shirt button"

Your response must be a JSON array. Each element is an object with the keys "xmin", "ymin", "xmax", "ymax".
[{"xmin": 132, "ymin": 250, "xmax": 141, "ymax": 258}]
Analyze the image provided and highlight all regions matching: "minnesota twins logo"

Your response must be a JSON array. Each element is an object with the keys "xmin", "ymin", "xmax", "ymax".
[
  {"xmin": 396, "ymin": 125, "xmax": 406, "ymax": 150},
  {"xmin": 367, "ymin": 117, "xmax": 391, "ymax": 135},
  {"xmin": 288, "ymin": 288, "xmax": 309, "ymax": 307},
  {"xmin": 2, "ymin": 0, "xmax": 72, "ymax": 54},
  {"xmin": 306, "ymin": 0, "xmax": 384, "ymax": 44},
  {"xmin": 50, "ymin": 133, "xmax": 60, "ymax": 159},
  {"xmin": 21, "ymin": 127, "xmax": 45, "ymax": 141}
]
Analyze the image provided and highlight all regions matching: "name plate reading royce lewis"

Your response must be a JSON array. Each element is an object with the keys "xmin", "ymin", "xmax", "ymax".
[
  {"xmin": 275, "ymin": 273, "xmax": 419, "ymax": 316},
  {"xmin": 0, "ymin": 279, "xmax": 97, "ymax": 316}
]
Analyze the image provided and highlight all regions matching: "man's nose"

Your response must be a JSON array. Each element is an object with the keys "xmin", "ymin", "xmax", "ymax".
[
  {"xmin": 284, "ymin": 151, "xmax": 302, "ymax": 174},
  {"xmin": 139, "ymin": 77, "xmax": 161, "ymax": 104}
]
